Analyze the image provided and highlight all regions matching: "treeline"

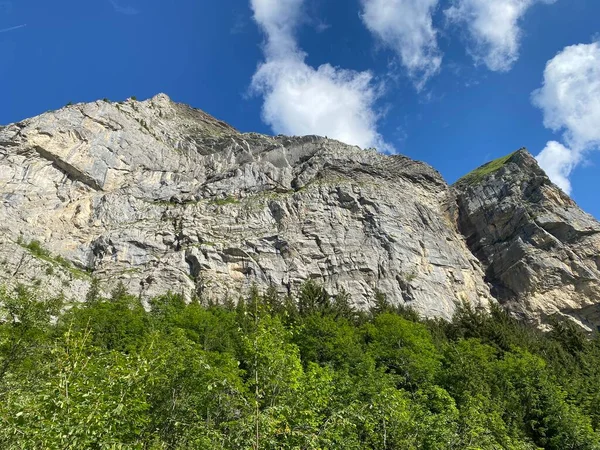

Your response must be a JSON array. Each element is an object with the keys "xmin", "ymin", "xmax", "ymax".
[{"xmin": 0, "ymin": 282, "xmax": 599, "ymax": 449}]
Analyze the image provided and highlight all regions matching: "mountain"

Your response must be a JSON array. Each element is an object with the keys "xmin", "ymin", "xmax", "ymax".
[
  {"xmin": 1, "ymin": 94, "xmax": 599, "ymax": 329},
  {"xmin": 454, "ymin": 151, "xmax": 600, "ymax": 328}
]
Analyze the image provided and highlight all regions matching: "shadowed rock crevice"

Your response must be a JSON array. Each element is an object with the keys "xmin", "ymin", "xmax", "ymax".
[{"xmin": 33, "ymin": 145, "xmax": 103, "ymax": 191}]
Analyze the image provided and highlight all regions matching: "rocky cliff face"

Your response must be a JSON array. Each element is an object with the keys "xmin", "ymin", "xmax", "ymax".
[
  {"xmin": 1, "ymin": 94, "xmax": 599, "ymax": 327},
  {"xmin": 454, "ymin": 151, "xmax": 600, "ymax": 329}
]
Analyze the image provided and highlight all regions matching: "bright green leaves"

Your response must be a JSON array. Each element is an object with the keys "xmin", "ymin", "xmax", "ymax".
[
  {"xmin": 242, "ymin": 315, "xmax": 304, "ymax": 409},
  {"xmin": 495, "ymin": 350, "xmax": 600, "ymax": 449},
  {"xmin": 0, "ymin": 328, "xmax": 152, "ymax": 449},
  {"xmin": 365, "ymin": 313, "xmax": 442, "ymax": 387},
  {"xmin": 0, "ymin": 285, "xmax": 62, "ymax": 384},
  {"xmin": 143, "ymin": 330, "xmax": 247, "ymax": 448},
  {"xmin": 0, "ymin": 281, "xmax": 599, "ymax": 448},
  {"xmin": 61, "ymin": 294, "xmax": 148, "ymax": 352},
  {"xmin": 294, "ymin": 313, "xmax": 364, "ymax": 370}
]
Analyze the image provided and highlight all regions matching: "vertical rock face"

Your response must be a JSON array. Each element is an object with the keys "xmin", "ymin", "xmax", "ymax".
[
  {"xmin": 0, "ymin": 94, "xmax": 491, "ymax": 320},
  {"xmin": 1, "ymin": 94, "xmax": 599, "ymax": 327},
  {"xmin": 454, "ymin": 150, "xmax": 600, "ymax": 329}
]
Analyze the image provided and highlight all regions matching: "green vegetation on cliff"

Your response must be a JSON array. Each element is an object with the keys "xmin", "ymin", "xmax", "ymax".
[
  {"xmin": 456, "ymin": 151, "xmax": 518, "ymax": 186},
  {"xmin": 0, "ymin": 282, "xmax": 598, "ymax": 449}
]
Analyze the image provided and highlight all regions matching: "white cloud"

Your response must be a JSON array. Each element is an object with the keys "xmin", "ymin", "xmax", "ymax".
[
  {"xmin": 0, "ymin": 24, "xmax": 25, "ymax": 33},
  {"xmin": 249, "ymin": 0, "xmax": 391, "ymax": 151},
  {"xmin": 250, "ymin": 0, "xmax": 304, "ymax": 58},
  {"xmin": 109, "ymin": 0, "xmax": 139, "ymax": 16},
  {"xmin": 252, "ymin": 60, "xmax": 387, "ymax": 150},
  {"xmin": 360, "ymin": 0, "xmax": 442, "ymax": 90},
  {"xmin": 536, "ymin": 141, "xmax": 578, "ymax": 194},
  {"xmin": 532, "ymin": 42, "xmax": 600, "ymax": 150},
  {"xmin": 532, "ymin": 42, "xmax": 600, "ymax": 192},
  {"xmin": 445, "ymin": 0, "xmax": 556, "ymax": 72},
  {"xmin": 313, "ymin": 20, "xmax": 331, "ymax": 34}
]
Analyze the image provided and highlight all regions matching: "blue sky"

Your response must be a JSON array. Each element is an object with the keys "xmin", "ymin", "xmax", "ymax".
[{"xmin": 1, "ymin": 0, "xmax": 599, "ymax": 217}]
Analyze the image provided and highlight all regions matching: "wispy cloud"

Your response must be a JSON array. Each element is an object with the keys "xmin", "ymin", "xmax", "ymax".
[
  {"xmin": 109, "ymin": 0, "xmax": 139, "ymax": 16},
  {"xmin": 230, "ymin": 12, "xmax": 248, "ymax": 35},
  {"xmin": 360, "ymin": 0, "xmax": 442, "ymax": 91},
  {"xmin": 445, "ymin": 0, "xmax": 557, "ymax": 72},
  {"xmin": 0, "ymin": 24, "xmax": 26, "ymax": 33},
  {"xmin": 312, "ymin": 19, "xmax": 330, "ymax": 33},
  {"xmin": 249, "ymin": 0, "xmax": 391, "ymax": 152},
  {"xmin": 532, "ymin": 41, "xmax": 600, "ymax": 194}
]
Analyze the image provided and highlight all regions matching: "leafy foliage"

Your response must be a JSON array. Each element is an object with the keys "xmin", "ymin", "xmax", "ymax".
[{"xmin": 0, "ymin": 283, "xmax": 599, "ymax": 448}]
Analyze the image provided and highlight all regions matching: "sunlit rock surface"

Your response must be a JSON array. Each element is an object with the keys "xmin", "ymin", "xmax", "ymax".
[{"xmin": 1, "ymin": 94, "xmax": 598, "ymax": 327}]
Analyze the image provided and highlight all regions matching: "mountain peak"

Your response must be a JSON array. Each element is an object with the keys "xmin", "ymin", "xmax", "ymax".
[
  {"xmin": 149, "ymin": 92, "xmax": 172, "ymax": 103},
  {"xmin": 454, "ymin": 147, "xmax": 600, "ymax": 329},
  {"xmin": 454, "ymin": 147, "xmax": 548, "ymax": 188},
  {"xmin": 505, "ymin": 147, "xmax": 549, "ymax": 178}
]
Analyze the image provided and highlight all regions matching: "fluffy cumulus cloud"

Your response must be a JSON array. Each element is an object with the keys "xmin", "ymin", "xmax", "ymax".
[
  {"xmin": 249, "ymin": 0, "xmax": 390, "ymax": 151},
  {"xmin": 532, "ymin": 42, "xmax": 600, "ymax": 193},
  {"xmin": 253, "ymin": 61, "xmax": 385, "ymax": 149},
  {"xmin": 250, "ymin": 0, "xmax": 304, "ymax": 58},
  {"xmin": 445, "ymin": 0, "xmax": 556, "ymax": 72},
  {"xmin": 360, "ymin": 0, "xmax": 442, "ymax": 90},
  {"xmin": 535, "ymin": 141, "xmax": 578, "ymax": 194}
]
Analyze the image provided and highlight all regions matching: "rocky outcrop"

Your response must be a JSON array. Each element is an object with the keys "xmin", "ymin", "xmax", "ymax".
[
  {"xmin": 1, "ymin": 94, "xmax": 599, "ymax": 327},
  {"xmin": 0, "ymin": 94, "xmax": 491, "ymax": 319},
  {"xmin": 454, "ymin": 150, "xmax": 600, "ymax": 329}
]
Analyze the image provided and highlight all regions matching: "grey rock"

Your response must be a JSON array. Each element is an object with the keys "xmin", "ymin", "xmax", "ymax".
[
  {"xmin": 454, "ymin": 150, "xmax": 600, "ymax": 329},
  {"xmin": 0, "ymin": 94, "xmax": 491, "ymax": 320},
  {"xmin": 2, "ymin": 94, "xmax": 599, "ymax": 328}
]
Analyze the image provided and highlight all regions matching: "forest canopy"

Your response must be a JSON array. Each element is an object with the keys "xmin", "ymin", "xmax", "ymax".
[{"xmin": 0, "ymin": 282, "xmax": 599, "ymax": 449}]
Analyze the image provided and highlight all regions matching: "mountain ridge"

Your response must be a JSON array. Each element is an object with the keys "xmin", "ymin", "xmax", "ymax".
[{"xmin": 1, "ymin": 94, "xmax": 599, "ymax": 329}]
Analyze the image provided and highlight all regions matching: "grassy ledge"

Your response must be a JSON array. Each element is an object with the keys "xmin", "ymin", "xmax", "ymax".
[
  {"xmin": 210, "ymin": 196, "xmax": 240, "ymax": 206},
  {"xmin": 19, "ymin": 239, "xmax": 92, "ymax": 280},
  {"xmin": 455, "ymin": 151, "xmax": 517, "ymax": 186}
]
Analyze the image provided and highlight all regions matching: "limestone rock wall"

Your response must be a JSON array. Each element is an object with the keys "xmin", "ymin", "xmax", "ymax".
[
  {"xmin": 0, "ymin": 94, "xmax": 491, "ymax": 319},
  {"xmin": 454, "ymin": 150, "xmax": 600, "ymax": 329},
  {"xmin": 2, "ymin": 94, "xmax": 600, "ymax": 327}
]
